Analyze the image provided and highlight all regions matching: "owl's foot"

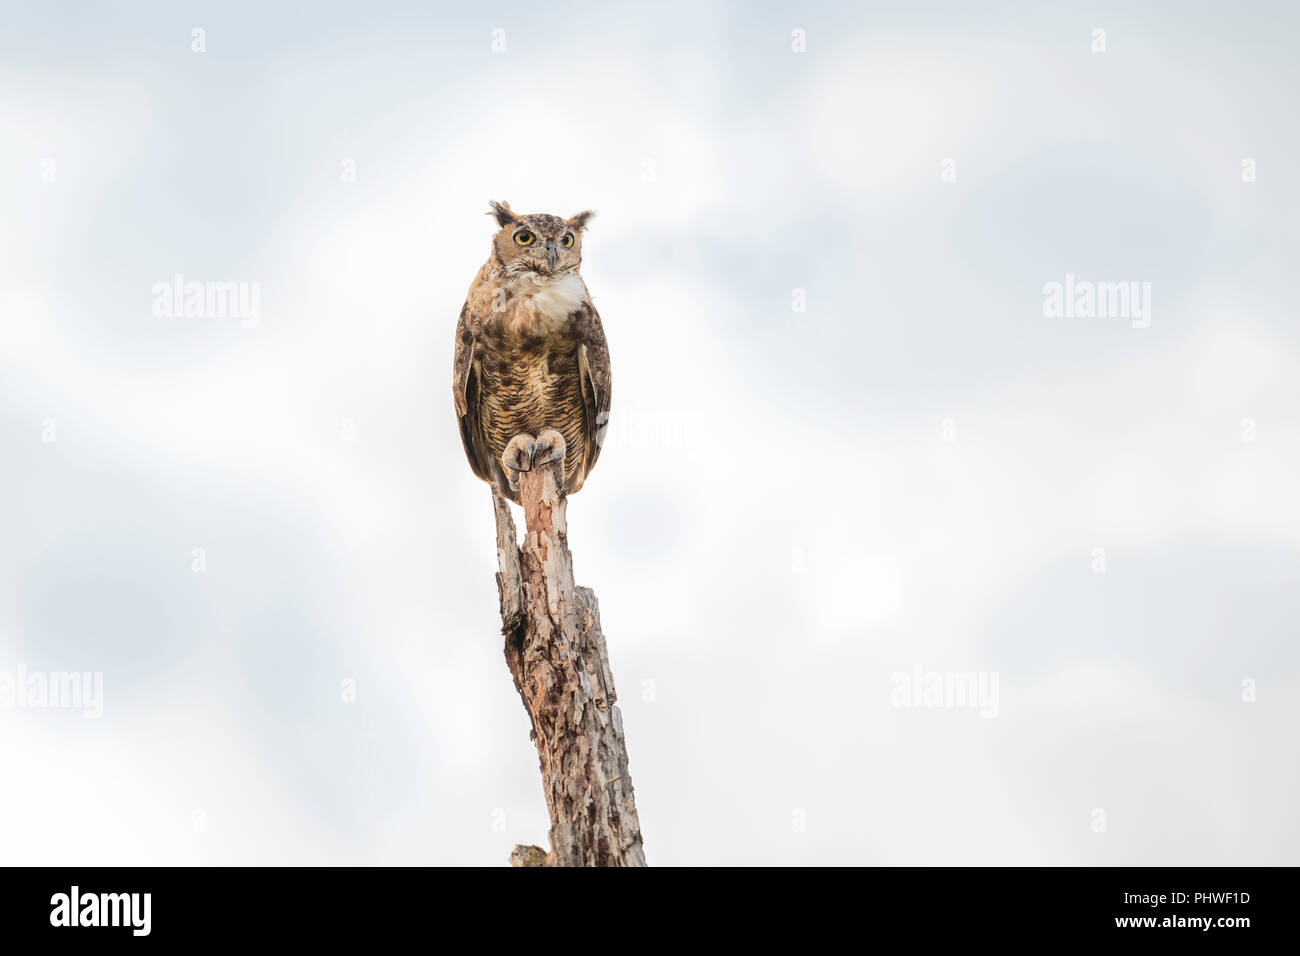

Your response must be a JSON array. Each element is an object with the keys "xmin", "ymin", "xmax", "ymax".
[
  {"xmin": 501, "ymin": 430, "xmax": 567, "ymax": 495},
  {"xmin": 532, "ymin": 428, "xmax": 567, "ymax": 467},
  {"xmin": 502, "ymin": 430, "xmax": 567, "ymax": 479},
  {"xmin": 501, "ymin": 434, "xmax": 537, "ymax": 475}
]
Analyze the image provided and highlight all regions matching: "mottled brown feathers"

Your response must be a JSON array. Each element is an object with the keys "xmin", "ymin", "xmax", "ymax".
[
  {"xmin": 566, "ymin": 210, "xmax": 595, "ymax": 232},
  {"xmin": 454, "ymin": 203, "xmax": 611, "ymax": 503},
  {"xmin": 488, "ymin": 200, "xmax": 517, "ymax": 227}
]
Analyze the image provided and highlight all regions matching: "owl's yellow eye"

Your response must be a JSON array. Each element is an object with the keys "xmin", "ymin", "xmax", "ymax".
[
  {"xmin": 561, "ymin": 233, "xmax": 574, "ymax": 248},
  {"xmin": 513, "ymin": 230, "xmax": 535, "ymax": 246}
]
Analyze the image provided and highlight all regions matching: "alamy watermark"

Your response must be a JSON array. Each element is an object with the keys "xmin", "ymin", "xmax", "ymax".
[
  {"xmin": 599, "ymin": 402, "xmax": 701, "ymax": 452},
  {"xmin": 50, "ymin": 886, "xmax": 150, "ymax": 936},
  {"xmin": 152, "ymin": 273, "xmax": 261, "ymax": 328},
  {"xmin": 890, "ymin": 666, "xmax": 999, "ymax": 718},
  {"xmin": 0, "ymin": 666, "xmax": 103, "ymax": 718},
  {"xmin": 1043, "ymin": 273, "xmax": 1151, "ymax": 329}
]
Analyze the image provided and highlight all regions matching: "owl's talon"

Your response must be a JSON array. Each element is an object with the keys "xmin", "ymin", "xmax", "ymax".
[
  {"xmin": 501, "ymin": 434, "xmax": 537, "ymax": 474},
  {"xmin": 533, "ymin": 428, "xmax": 567, "ymax": 467}
]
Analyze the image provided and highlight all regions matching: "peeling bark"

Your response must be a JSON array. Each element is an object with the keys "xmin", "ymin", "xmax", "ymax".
[{"xmin": 492, "ymin": 459, "xmax": 646, "ymax": 867}]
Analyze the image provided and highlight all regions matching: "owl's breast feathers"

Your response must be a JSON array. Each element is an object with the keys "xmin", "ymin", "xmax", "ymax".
[{"xmin": 453, "ymin": 267, "xmax": 611, "ymax": 502}]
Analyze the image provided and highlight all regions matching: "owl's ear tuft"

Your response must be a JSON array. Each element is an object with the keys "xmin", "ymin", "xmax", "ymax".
[
  {"xmin": 488, "ymin": 200, "xmax": 517, "ymax": 227},
  {"xmin": 566, "ymin": 210, "xmax": 596, "ymax": 232}
]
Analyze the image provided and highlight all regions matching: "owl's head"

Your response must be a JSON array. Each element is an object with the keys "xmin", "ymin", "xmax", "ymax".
[{"xmin": 488, "ymin": 200, "xmax": 594, "ymax": 276}]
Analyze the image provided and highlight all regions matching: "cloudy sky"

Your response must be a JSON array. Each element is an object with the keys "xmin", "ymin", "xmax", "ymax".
[{"xmin": 2, "ymin": 0, "xmax": 1297, "ymax": 865}]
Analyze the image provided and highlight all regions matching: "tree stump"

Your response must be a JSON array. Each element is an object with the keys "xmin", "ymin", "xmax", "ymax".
[{"xmin": 492, "ymin": 457, "xmax": 646, "ymax": 867}]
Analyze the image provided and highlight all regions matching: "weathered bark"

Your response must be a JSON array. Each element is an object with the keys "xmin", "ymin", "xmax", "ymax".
[{"xmin": 492, "ymin": 458, "xmax": 646, "ymax": 867}]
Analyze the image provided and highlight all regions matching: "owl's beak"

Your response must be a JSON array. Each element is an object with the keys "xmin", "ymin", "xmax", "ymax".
[{"xmin": 545, "ymin": 238, "xmax": 557, "ymax": 270}]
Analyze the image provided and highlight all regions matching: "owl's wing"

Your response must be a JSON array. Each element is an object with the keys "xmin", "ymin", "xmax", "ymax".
[
  {"xmin": 452, "ymin": 302, "xmax": 496, "ymax": 485},
  {"xmin": 577, "ymin": 301, "xmax": 612, "ymax": 477}
]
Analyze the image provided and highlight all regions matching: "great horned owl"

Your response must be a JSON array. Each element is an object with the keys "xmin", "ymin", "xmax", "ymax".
[{"xmin": 453, "ymin": 201, "xmax": 612, "ymax": 504}]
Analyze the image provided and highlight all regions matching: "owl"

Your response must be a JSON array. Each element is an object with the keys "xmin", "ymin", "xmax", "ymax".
[{"xmin": 453, "ymin": 201, "xmax": 612, "ymax": 504}]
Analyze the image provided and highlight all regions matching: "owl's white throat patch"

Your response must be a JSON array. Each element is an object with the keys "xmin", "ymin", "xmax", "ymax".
[{"xmin": 513, "ymin": 272, "xmax": 586, "ymax": 334}]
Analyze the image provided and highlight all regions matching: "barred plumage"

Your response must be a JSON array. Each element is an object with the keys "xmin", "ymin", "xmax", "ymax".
[{"xmin": 453, "ymin": 202, "xmax": 611, "ymax": 503}]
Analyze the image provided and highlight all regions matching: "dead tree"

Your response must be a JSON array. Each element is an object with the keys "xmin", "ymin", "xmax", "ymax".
[{"xmin": 491, "ymin": 454, "xmax": 647, "ymax": 867}]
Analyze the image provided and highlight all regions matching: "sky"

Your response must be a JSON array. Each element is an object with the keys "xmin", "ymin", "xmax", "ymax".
[{"xmin": 1, "ymin": 0, "xmax": 1297, "ymax": 865}]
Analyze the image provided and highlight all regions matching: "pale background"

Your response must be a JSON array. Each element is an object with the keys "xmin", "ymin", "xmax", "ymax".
[{"xmin": 1, "ymin": 0, "xmax": 1297, "ymax": 865}]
